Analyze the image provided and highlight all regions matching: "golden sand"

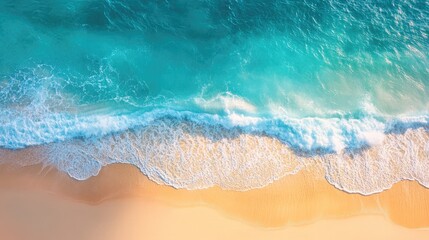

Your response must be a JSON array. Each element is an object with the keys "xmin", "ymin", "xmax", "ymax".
[
  {"xmin": 0, "ymin": 161, "xmax": 428, "ymax": 239},
  {"xmin": 0, "ymin": 188, "xmax": 428, "ymax": 240}
]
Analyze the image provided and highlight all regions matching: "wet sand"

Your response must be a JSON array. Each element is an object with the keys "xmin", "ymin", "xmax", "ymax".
[{"xmin": 0, "ymin": 162, "xmax": 428, "ymax": 240}]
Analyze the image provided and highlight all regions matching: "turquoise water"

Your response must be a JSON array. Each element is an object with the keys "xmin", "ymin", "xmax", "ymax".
[
  {"xmin": 2, "ymin": 0, "xmax": 428, "ymax": 116},
  {"xmin": 0, "ymin": 1, "xmax": 428, "ymax": 191}
]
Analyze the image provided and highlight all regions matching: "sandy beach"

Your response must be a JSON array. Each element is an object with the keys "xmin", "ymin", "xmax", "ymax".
[{"xmin": 0, "ymin": 161, "xmax": 428, "ymax": 240}]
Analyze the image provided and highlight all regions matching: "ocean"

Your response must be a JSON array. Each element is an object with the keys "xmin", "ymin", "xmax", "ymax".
[{"xmin": 0, "ymin": 0, "xmax": 428, "ymax": 194}]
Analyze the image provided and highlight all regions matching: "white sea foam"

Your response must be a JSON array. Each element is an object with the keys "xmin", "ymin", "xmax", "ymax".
[
  {"xmin": 322, "ymin": 127, "xmax": 429, "ymax": 194},
  {"xmin": 0, "ymin": 108, "xmax": 392, "ymax": 153},
  {"xmin": 32, "ymin": 116, "xmax": 427, "ymax": 195},
  {"xmin": 0, "ymin": 107, "xmax": 428, "ymax": 194},
  {"xmin": 44, "ymin": 122, "xmax": 304, "ymax": 189}
]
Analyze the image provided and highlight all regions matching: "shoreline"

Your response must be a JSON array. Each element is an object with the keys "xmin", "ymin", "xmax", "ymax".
[{"xmin": 1, "ymin": 125, "xmax": 428, "ymax": 195}]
